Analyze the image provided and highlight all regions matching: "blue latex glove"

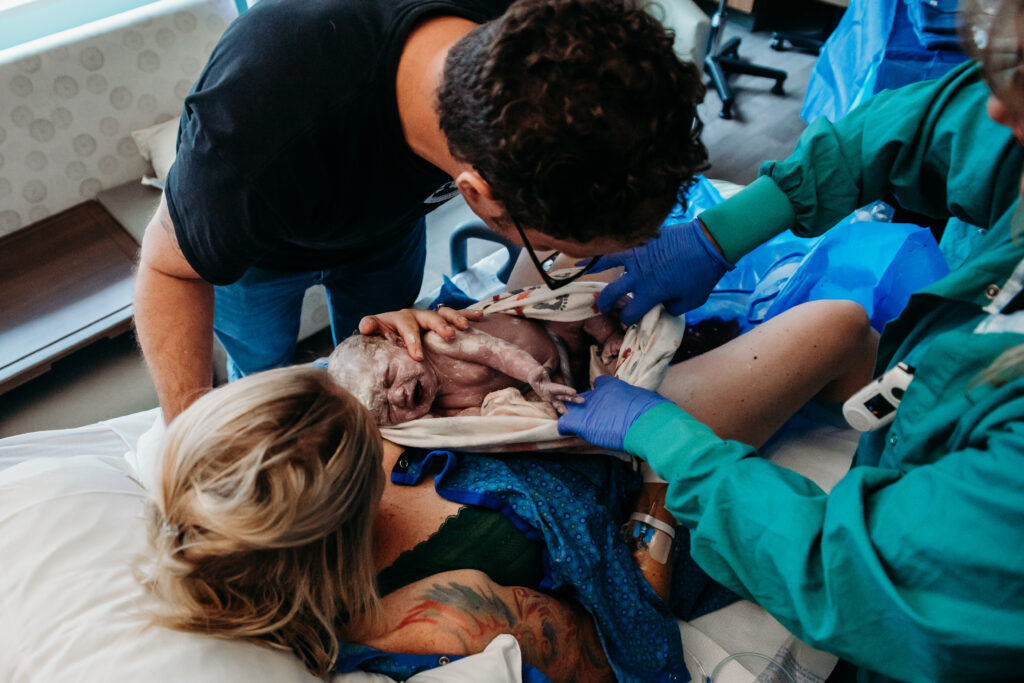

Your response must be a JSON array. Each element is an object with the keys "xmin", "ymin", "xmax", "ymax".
[
  {"xmin": 590, "ymin": 218, "xmax": 733, "ymax": 326},
  {"xmin": 558, "ymin": 375, "xmax": 670, "ymax": 451}
]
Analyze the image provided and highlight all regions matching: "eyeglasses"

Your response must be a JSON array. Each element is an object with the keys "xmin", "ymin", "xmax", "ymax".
[
  {"xmin": 512, "ymin": 219, "xmax": 600, "ymax": 290},
  {"xmin": 960, "ymin": 0, "xmax": 1024, "ymax": 113}
]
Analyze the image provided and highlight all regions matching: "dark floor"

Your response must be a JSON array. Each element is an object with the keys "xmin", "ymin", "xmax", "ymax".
[
  {"xmin": 699, "ymin": 23, "xmax": 818, "ymax": 185},
  {"xmin": 0, "ymin": 21, "xmax": 821, "ymax": 437}
]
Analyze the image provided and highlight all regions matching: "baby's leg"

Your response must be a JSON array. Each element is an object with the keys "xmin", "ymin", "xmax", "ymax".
[{"xmin": 657, "ymin": 299, "xmax": 878, "ymax": 449}]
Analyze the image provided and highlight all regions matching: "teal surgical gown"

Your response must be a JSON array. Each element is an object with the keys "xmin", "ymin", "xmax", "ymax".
[{"xmin": 627, "ymin": 62, "xmax": 1024, "ymax": 681}]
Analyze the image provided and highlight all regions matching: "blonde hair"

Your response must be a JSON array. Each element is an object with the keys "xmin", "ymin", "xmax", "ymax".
[
  {"xmin": 978, "ymin": 344, "xmax": 1024, "ymax": 388},
  {"xmin": 140, "ymin": 365, "xmax": 384, "ymax": 676},
  {"xmin": 976, "ymin": 220, "xmax": 1024, "ymax": 388},
  {"xmin": 977, "ymin": 215, "xmax": 1024, "ymax": 386}
]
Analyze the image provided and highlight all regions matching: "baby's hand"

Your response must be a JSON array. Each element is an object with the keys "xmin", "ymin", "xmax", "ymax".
[
  {"xmin": 526, "ymin": 366, "xmax": 580, "ymax": 415},
  {"xmin": 359, "ymin": 306, "xmax": 483, "ymax": 361}
]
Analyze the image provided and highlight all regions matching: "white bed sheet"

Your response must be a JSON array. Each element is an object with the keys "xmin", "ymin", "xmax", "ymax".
[{"xmin": 0, "ymin": 408, "xmax": 856, "ymax": 682}]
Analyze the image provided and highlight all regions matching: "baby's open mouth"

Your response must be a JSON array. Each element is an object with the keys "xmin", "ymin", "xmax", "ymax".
[{"xmin": 412, "ymin": 380, "xmax": 423, "ymax": 405}]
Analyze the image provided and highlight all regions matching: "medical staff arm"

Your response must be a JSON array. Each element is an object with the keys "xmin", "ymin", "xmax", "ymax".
[
  {"xmin": 626, "ymin": 399, "xmax": 1024, "ymax": 680},
  {"xmin": 700, "ymin": 62, "xmax": 1021, "ymax": 263},
  {"xmin": 592, "ymin": 218, "xmax": 734, "ymax": 324}
]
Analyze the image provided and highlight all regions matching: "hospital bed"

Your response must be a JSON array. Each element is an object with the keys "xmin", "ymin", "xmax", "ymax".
[
  {"xmin": 2, "ymin": 172, "xmax": 943, "ymax": 681},
  {"xmin": 0, "ymin": 400, "xmax": 855, "ymax": 682},
  {"xmin": 0, "ymin": 0, "xmax": 859, "ymax": 676},
  {"xmin": 1, "ymin": 167, "xmax": 883, "ymax": 682}
]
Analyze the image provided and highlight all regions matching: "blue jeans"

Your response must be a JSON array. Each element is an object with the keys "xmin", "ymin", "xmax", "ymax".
[{"xmin": 213, "ymin": 218, "xmax": 426, "ymax": 381}]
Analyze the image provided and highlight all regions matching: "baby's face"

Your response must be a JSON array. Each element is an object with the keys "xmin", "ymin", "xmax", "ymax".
[{"xmin": 329, "ymin": 337, "xmax": 439, "ymax": 426}]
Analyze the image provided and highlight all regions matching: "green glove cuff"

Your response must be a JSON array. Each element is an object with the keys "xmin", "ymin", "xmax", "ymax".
[
  {"xmin": 699, "ymin": 176, "xmax": 796, "ymax": 263},
  {"xmin": 623, "ymin": 402, "xmax": 723, "ymax": 474}
]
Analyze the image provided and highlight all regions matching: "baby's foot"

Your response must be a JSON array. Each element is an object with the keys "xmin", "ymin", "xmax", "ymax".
[{"xmin": 527, "ymin": 367, "xmax": 580, "ymax": 414}]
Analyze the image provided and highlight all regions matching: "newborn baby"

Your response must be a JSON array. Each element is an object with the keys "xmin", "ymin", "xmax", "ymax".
[{"xmin": 328, "ymin": 311, "xmax": 624, "ymax": 426}]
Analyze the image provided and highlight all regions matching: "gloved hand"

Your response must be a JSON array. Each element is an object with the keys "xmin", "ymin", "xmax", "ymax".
[
  {"xmin": 557, "ymin": 375, "xmax": 669, "ymax": 451},
  {"xmin": 590, "ymin": 218, "xmax": 733, "ymax": 326}
]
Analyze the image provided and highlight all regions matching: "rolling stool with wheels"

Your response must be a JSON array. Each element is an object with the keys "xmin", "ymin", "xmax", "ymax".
[{"xmin": 704, "ymin": 0, "xmax": 787, "ymax": 119}]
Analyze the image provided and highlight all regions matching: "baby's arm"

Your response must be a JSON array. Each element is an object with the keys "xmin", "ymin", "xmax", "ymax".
[{"xmin": 423, "ymin": 327, "xmax": 578, "ymax": 409}]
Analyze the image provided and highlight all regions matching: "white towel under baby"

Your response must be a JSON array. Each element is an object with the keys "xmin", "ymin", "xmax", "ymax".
[{"xmin": 380, "ymin": 281, "xmax": 685, "ymax": 453}]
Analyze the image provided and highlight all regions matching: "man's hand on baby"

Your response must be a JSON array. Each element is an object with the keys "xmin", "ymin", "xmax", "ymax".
[
  {"xmin": 557, "ymin": 375, "xmax": 669, "ymax": 451},
  {"xmin": 587, "ymin": 218, "xmax": 733, "ymax": 326},
  {"xmin": 359, "ymin": 307, "xmax": 484, "ymax": 361},
  {"xmin": 526, "ymin": 366, "xmax": 581, "ymax": 415}
]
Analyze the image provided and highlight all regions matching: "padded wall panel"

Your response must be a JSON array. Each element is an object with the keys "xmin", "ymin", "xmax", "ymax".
[{"xmin": 0, "ymin": 0, "xmax": 236, "ymax": 238}]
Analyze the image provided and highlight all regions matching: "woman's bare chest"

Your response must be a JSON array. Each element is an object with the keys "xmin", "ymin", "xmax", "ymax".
[{"xmin": 371, "ymin": 466, "xmax": 463, "ymax": 572}]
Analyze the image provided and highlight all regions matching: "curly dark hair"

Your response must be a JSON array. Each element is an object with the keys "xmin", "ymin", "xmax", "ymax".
[{"xmin": 437, "ymin": 0, "xmax": 707, "ymax": 245}]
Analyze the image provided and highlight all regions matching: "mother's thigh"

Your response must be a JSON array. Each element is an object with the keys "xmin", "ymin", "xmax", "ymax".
[{"xmin": 657, "ymin": 299, "xmax": 875, "ymax": 447}]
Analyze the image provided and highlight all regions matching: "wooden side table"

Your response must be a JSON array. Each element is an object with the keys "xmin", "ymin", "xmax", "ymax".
[{"xmin": 0, "ymin": 201, "xmax": 140, "ymax": 395}]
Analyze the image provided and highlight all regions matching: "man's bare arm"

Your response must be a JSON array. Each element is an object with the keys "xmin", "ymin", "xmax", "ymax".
[
  {"xmin": 134, "ymin": 194, "xmax": 215, "ymax": 422},
  {"xmin": 358, "ymin": 569, "xmax": 613, "ymax": 683}
]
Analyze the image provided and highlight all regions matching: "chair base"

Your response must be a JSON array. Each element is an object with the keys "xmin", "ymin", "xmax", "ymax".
[
  {"xmin": 704, "ymin": 36, "xmax": 787, "ymax": 119},
  {"xmin": 771, "ymin": 30, "xmax": 826, "ymax": 54}
]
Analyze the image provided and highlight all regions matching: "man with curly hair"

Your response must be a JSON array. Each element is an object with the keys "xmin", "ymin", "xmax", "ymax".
[{"xmin": 136, "ymin": 0, "xmax": 707, "ymax": 421}]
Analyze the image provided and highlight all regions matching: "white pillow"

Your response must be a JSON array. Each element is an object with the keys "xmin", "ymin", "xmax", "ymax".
[
  {"xmin": 131, "ymin": 118, "xmax": 179, "ymax": 185},
  {"xmin": 409, "ymin": 635, "xmax": 524, "ymax": 682},
  {"xmin": 0, "ymin": 453, "xmax": 337, "ymax": 683},
  {"xmin": 0, "ymin": 410, "xmax": 842, "ymax": 683},
  {"xmin": 0, "ymin": 420, "xmax": 523, "ymax": 683}
]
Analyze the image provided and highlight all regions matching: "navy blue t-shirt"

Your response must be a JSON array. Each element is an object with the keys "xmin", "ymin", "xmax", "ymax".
[{"xmin": 165, "ymin": 0, "xmax": 510, "ymax": 285}]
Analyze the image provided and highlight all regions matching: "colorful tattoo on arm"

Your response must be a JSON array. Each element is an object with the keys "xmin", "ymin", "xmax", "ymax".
[{"xmin": 389, "ymin": 580, "xmax": 613, "ymax": 683}]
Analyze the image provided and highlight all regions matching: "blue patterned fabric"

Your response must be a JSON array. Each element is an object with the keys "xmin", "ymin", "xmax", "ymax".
[{"xmin": 336, "ymin": 449, "xmax": 736, "ymax": 682}]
